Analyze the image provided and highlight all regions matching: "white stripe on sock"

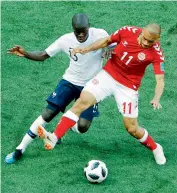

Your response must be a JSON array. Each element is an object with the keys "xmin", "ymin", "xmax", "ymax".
[
  {"xmin": 63, "ymin": 110, "xmax": 79, "ymax": 122},
  {"xmin": 138, "ymin": 129, "xmax": 148, "ymax": 143}
]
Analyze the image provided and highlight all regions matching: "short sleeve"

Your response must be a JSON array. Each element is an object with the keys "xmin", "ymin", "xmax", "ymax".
[
  {"xmin": 152, "ymin": 43, "xmax": 165, "ymax": 74},
  {"xmin": 110, "ymin": 29, "xmax": 122, "ymax": 43},
  {"xmin": 110, "ymin": 26, "xmax": 140, "ymax": 44},
  {"xmin": 96, "ymin": 29, "xmax": 109, "ymax": 39},
  {"xmin": 45, "ymin": 36, "xmax": 65, "ymax": 57}
]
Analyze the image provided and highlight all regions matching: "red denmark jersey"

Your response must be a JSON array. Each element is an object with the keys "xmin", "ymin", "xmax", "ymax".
[{"xmin": 103, "ymin": 26, "xmax": 165, "ymax": 90}]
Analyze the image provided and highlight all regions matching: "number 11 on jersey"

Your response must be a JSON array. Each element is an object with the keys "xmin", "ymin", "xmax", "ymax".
[{"xmin": 120, "ymin": 52, "xmax": 133, "ymax": 65}]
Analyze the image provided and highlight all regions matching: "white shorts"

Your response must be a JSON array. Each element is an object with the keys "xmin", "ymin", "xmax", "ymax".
[{"xmin": 83, "ymin": 70, "xmax": 139, "ymax": 118}]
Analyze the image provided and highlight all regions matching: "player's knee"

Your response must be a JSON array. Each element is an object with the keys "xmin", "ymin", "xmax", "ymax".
[
  {"xmin": 78, "ymin": 121, "xmax": 91, "ymax": 133},
  {"xmin": 126, "ymin": 126, "xmax": 137, "ymax": 136},
  {"xmin": 123, "ymin": 117, "xmax": 138, "ymax": 136},
  {"xmin": 78, "ymin": 124, "xmax": 89, "ymax": 133},
  {"xmin": 42, "ymin": 108, "xmax": 59, "ymax": 122}
]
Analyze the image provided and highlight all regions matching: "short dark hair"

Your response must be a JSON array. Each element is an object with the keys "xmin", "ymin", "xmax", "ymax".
[
  {"xmin": 144, "ymin": 23, "xmax": 161, "ymax": 35},
  {"xmin": 72, "ymin": 13, "xmax": 89, "ymax": 29}
]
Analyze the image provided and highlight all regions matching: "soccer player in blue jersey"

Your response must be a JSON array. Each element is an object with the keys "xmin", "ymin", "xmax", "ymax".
[{"xmin": 5, "ymin": 13, "xmax": 109, "ymax": 164}]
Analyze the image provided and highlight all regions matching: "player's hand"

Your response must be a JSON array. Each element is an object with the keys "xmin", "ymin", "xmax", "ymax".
[
  {"xmin": 72, "ymin": 47, "xmax": 88, "ymax": 55},
  {"xmin": 7, "ymin": 45, "xmax": 25, "ymax": 57},
  {"xmin": 102, "ymin": 49, "xmax": 112, "ymax": 59},
  {"xmin": 102, "ymin": 49, "xmax": 115, "ymax": 59},
  {"xmin": 150, "ymin": 99, "xmax": 162, "ymax": 110}
]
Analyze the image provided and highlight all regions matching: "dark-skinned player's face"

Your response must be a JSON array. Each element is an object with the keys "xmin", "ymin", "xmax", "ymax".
[{"xmin": 73, "ymin": 27, "xmax": 89, "ymax": 43}]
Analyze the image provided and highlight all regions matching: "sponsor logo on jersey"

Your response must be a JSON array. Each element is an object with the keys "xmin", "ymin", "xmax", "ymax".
[
  {"xmin": 122, "ymin": 41, "xmax": 128, "ymax": 46},
  {"xmin": 138, "ymin": 52, "xmax": 146, "ymax": 61},
  {"xmin": 133, "ymin": 85, "xmax": 137, "ymax": 89}
]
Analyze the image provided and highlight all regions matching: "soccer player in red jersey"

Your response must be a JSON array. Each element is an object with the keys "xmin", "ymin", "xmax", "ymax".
[{"xmin": 38, "ymin": 23, "xmax": 166, "ymax": 165}]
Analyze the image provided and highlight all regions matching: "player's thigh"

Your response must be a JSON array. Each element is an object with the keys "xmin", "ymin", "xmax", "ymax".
[
  {"xmin": 114, "ymin": 84, "xmax": 139, "ymax": 118},
  {"xmin": 46, "ymin": 79, "xmax": 76, "ymax": 112},
  {"xmin": 83, "ymin": 70, "xmax": 114, "ymax": 103}
]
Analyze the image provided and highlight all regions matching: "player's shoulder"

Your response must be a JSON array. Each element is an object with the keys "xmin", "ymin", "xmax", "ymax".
[
  {"xmin": 152, "ymin": 42, "xmax": 163, "ymax": 53},
  {"xmin": 153, "ymin": 42, "xmax": 162, "ymax": 50},
  {"xmin": 90, "ymin": 27, "xmax": 109, "ymax": 36},
  {"xmin": 55, "ymin": 32, "xmax": 75, "ymax": 44},
  {"xmin": 59, "ymin": 32, "xmax": 74, "ymax": 40},
  {"xmin": 119, "ymin": 26, "xmax": 141, "ymax": 34}
]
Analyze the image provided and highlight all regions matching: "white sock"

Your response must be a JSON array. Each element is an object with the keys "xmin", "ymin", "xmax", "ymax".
[
  {"xmin": 16, "ymin": 115, "xmax": 47, "ymax": 153},
  {"xmin": 71, "ymin": 122, "xmax": 81, "ymax": 133},
  {"xmin": 50, "ymin": 133, "xmax": 58, "ymax": 144},
  {"xmin": 29, "ymin": 115, "xmax": 47, "ymax": 135}
]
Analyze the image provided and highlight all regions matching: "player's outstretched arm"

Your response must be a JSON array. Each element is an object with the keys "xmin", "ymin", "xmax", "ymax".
[
  {"xmin": 7, "ymin": 45, "xmax": 50, "ymax": 61},
  {"xmin": 150, "ymin": 74, "xmax": 164, "ymax": 110},
  {"xmin": 72, "ymin": 36, "xmax": 112, "ymax": 55}
]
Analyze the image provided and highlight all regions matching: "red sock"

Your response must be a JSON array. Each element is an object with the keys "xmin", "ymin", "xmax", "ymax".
[
  {"xmin": 54, "ymin": 116, "xmax": 76, "ymax": 139},
  {"xmin": 141, "ymin": 135, "xmax": 157, "ymax": 151}
]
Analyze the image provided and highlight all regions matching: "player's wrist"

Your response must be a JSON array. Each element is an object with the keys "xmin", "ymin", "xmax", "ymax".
[{"xmin": 152, "ymin": 96, "xmax": 160, "ymax": 102}]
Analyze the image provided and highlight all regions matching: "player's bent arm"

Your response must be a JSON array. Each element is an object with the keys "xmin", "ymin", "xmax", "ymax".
[
  {"xmin": 7, "ymin": 45, "xmax": 50, "ymax": 61},
  {"xmin": 24, "ymin": 51, "xmax": 50, "ymax": 61},
  {"xmin": 72, "ymin": 36, "xmax": 112, "ymax": 55},
  {"xmin": 87, "ymin": 36, "xmax": 112, "ymax": 51},
  {"xmin": 153, "ymin": 74, "xmax": 165, "ymax": 102}
]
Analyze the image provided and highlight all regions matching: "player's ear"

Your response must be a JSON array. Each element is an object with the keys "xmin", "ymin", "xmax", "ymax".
[{"xmin": 155, "ymin": 37, "xmax": 160, "ymax": 42}]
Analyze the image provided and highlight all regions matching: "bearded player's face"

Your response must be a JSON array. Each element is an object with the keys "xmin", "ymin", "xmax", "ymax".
[{"xmin": 139, "ymin": 28, "xmax": 160, "ymax": 48}]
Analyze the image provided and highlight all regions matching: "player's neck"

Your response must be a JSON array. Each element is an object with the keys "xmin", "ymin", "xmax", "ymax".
[{"xmin": 137, "ymin": 35, "xmax": 141, "ymax": 46}]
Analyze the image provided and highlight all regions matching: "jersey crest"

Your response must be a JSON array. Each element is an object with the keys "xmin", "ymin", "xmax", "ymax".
[{"xmin": 138, "ymin": 52, "xmax": 146, "ymax": 61}]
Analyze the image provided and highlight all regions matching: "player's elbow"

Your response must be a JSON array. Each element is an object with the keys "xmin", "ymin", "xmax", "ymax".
[
  {"xmin": 40, "ymin": 51, "xmax": 50, "ymax": 61},
  {"xmin": 104, "ymin": 36, "xmax": 112, "ymax": 47}
]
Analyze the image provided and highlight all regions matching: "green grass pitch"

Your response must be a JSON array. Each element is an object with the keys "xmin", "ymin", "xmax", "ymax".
[{"xmin": 1, "ymin": 1, "xmax": 177, "ymax": 193}]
